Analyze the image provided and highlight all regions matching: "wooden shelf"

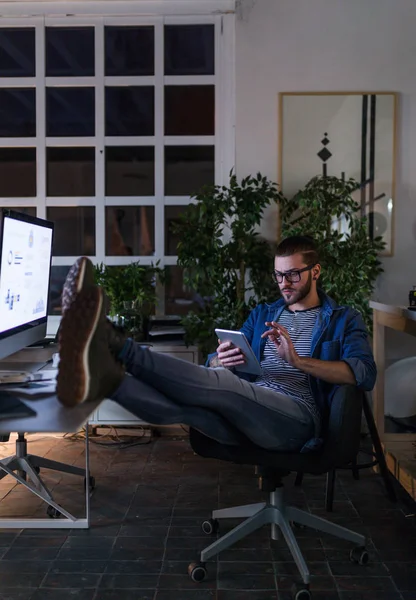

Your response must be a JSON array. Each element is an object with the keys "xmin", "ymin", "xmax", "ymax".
[{"xmin": 382, "ymin": 440, "xmax": 416, "ymax": 501}]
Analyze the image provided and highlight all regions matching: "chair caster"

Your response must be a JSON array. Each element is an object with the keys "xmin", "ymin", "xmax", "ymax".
[
  {"xmin": 201, "ymin": 518, "xmax": 219, "ymax": 535},
  {"xmin": 84, "ymin": 475, "xmax": 96, "ymax": 494},
  {"xmin": 349, "ymin": 546, "xmax": 369, "ymax": 565},
  {"xmin": 188, "ymin": 562, "xmax": 207, "ymax": 582},
  {"xmin": 292, "ymin": 583, "xmax": 311, "ymax": 600},
  {"xmin": 46, "ymin": 505, "xmax": 62, "ymax": 519}
]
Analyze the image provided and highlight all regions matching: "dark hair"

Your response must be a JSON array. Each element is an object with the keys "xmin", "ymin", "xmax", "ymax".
[{"xmin": 275, "ymin": 235, "xmax": 320, "ymax": 266}]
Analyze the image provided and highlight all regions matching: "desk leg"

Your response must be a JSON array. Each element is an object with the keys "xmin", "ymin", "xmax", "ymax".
[
  {"xmin": 68, "ymin": 421, "xmax": 91, "ymax": 530},
  {"xmin": 85, "ymin": 423, "xmax": 90, "ymax": 528}
]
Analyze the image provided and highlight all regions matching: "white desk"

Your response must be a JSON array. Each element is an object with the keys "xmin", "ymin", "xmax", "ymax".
[{"xmin": 0, "ymin": 347, "xmax": 101, "ymax": 529}]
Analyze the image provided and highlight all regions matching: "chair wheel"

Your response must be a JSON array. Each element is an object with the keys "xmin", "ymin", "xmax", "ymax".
[
  {"xmin": 292, "ymin": 584, "xmax": 311, "ymax": 600},
  {"xmin": 201, "ymin": 518, "xmax": 219, "ymax": 535},
  {"xmin": 350, "ymin": 546, "xmax": 369, "ymax": 565},
  {"xmin": 188, "ymin": 562, "xmax": 207, "ymax": 582},
  {"xmin": 46, "ymin": 505, "xmax": 62, "ymax": 519},
  {"xmin": 84, "ymin": 475, "xmax": 96, "ymax": 493}
]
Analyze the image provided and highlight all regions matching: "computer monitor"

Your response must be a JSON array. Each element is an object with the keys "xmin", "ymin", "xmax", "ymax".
[{"xmin": 0, "ymin": 209, "xmax": 54, "ymax": 360}]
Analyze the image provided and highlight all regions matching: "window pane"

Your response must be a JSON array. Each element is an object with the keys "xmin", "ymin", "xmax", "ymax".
[
  {"xmin": 47, "ymin": 206, "xmax": 95, "ymax": 256},
  {"xmin": 0, "ymin": 28, "xmax": 35, "ymax": 77},
  {"xmin": 105, "ymin": 86, "xmax": 154, "ymax": 136},
  {"xmin": 45, "ymin": 27, "xmax": 95, "ymax": 77},
  {"xmin": 49, "ymin": 265, "xmax": 70, "ymax": 315},
  {"xmin": 0, "ymin": 148, "xmax": 36, "ymax": 197},
  {"xmin": 47, "ymin": 147, "xmax": 95, "ymax": 197},
  {"xmin": 164, "ymin": 25, "xmax": 214, "ymax": 76},
  {"xmin": 165, "ymin": 265, "xmax": 199, "ymax": 316},
  {"xmin": 46, "ymin": 88, "xmax": 95, "ymax": 137},
  {"xmin": 105, "ymin": 146, "xmax": 154, "ymax": 196},
  {"xmin": 165, "ymin": 205, "xmax": 189, "ymax": 255},
  {"xmin": 0, "ymin": 88, "xmax": 36, "ymax": 137},
  {"xmin": 0, "ymin": 206, "xmax": 36, "ymax": 217},
  {"xmin": 105, "ymin": 26, "xmax": 154, "ymax": 76},
  {"xmin": 165, "ymin": 146, "xmax": 214, "ymax": 196},
  {"xmin": 105, "ymin": 206, "xmax": 155, "ymax": 256},
  {"xmin": 165, "ymin": 85, "xmax": 214, "ymax": 136}
]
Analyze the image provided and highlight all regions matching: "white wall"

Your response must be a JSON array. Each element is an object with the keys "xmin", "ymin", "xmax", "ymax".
[{"xmin": 235, "ymin": 0, "xmax": 416, "ymax": 306}]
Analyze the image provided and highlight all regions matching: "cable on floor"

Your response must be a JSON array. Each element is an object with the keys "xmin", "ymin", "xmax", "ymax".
[{"xmin": 63, "ymin": 425, "xmax": 153, "ymax": 448}]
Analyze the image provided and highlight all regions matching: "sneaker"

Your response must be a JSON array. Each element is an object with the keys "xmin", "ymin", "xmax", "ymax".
[
  {"xmin": 57, "ymin": 286, "xmax": 125, "ymax": 407},
  {"xmin": 61, "ymin": 257, "xmax": 96, "ymax": 315},
  {"xmin": 106, "ymin": 320, "xmax": 130, "ymax": 359}
]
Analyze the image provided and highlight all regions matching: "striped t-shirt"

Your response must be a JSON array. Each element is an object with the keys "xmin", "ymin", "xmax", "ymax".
[{"xmin": 254, "ymin": 306, "xmax": 321, "ymax": 434}]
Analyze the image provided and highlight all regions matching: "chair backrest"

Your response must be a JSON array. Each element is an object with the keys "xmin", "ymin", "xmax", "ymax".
[{"xmin": 316, "ymin": 384, "xmax": 364, "ymax": 471}]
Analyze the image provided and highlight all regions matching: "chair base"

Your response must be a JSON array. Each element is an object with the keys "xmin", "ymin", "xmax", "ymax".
[
  {"xmin": 0, "ymin": 433, "xmax": 87, "ymax": 510},
  {"xmin": 200, "ymin": 488, "xmax": 366, "ymax": 585}
]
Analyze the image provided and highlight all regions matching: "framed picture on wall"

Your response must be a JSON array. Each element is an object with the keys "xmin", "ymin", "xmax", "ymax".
[{"xmin": 278, "ymin": 92, "xmax": 398, "ymax": 256}]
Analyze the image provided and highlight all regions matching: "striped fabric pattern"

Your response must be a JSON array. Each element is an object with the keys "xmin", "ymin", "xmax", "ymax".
[{"xmin": 255, "ymin": 306, "xmax": 322, "ymax": 433}]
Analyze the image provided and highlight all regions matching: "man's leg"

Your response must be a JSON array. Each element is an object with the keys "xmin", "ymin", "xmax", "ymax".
[
  {"xmin": 112, "ymin": 339, "xmax": 315, "ymax": 450},
  {"xmin": 112, "ymin": 376, "xmax": 245, "ymax": 446},
  {"xmin": 57, "ymin": 287, "xmax": 315, "ymax": 451}
]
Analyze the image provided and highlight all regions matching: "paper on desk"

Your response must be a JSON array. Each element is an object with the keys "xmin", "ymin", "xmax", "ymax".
[
  {"xmin": 0, "ymin": 370, "xmax": 57, "ymax": 384},
  {"xmin": 0, "ymin": 370, "xmax": 57, "ymax": 399},
  {"xmin": 1, "ymin": 379, "xmax": 57, "ymax": 397}
]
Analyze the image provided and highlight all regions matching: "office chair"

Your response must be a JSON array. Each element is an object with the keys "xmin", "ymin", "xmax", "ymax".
[
  {"xmin": 295, "ymin": 392, "xmax": 397, "ymax": 511},
  {"xmin": 187, "ymin": 385, "xmax": 369, "ymax": 600},
  {"xmin": 0, "ymin": 432, "xmax": 95, "ymax": 518}
]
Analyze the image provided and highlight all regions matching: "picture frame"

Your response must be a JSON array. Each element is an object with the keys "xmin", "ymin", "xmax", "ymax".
[{"xmin": 278, "ymin": 92, "xmax": 398, "ymax": 256}]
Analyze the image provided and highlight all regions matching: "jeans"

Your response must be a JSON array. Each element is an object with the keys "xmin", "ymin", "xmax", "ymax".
[{"xmin": 111, "ymin": 341, "xmax": 316, "ymax": 452}]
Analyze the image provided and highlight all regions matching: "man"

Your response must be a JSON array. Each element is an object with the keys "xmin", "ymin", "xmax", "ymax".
[{"xmin": 57, "ymin": 236, "xmax": 376, "ymax": 452}]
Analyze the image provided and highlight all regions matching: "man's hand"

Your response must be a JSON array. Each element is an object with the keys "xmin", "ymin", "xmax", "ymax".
[
  {"xmin": 261, "ymin": 321, "xmax": 300, "ymax": 366},
  {"xmin": 261, "ymin": 321, "xmax": 356, "ymax": 385},
  {"xmin": 210, "ymin": 339, "xmax": 246, "ymax": 369}
]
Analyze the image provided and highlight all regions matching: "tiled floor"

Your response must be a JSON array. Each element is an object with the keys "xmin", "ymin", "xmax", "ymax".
[{"xmin": 0, "ymin": 433, "xmax": 415, "ymax": 600}]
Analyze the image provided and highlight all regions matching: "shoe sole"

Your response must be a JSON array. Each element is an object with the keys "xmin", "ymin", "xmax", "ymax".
[
  {"xmin": 57, "ymin": 286, "xmax": 103, "ymax": 407},
  {"xmin": 61, "ymin": 257, "xmax": 95, "ymax": 315}
]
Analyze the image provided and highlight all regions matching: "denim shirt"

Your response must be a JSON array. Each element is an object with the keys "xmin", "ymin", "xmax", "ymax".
[{"xmin": 208, "ymin": 291, "xmax": 376, "ymax": 451}]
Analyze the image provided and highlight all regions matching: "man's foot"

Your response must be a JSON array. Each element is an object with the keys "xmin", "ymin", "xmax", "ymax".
[
  {"xmin": 61, "ymin": 257, "xmax": 96, "ymax": 315},
  {"xmin": 106, "ymin": 320, "xmax": 130, "ymax": 359},
  {"xmin": 57, "ymin": 286, "xmax": 125, "ymax": 407}
]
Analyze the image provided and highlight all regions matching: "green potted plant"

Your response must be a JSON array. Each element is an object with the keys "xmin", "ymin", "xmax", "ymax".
[
  {"xmin": 278, "ymin": 174, "xmax": 385, "ymax": 330},
  {"xmin": 172, "ymin": 172, "xmax": 283, "ymax": 357},
  {"xmin": 94, "ymin": 261, "xmax": 165, "ymax": 341}
]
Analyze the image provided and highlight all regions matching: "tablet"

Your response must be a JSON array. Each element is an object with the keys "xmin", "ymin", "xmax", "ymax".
[{"xmin": 215, "ymin": 329, "xmax": 262, "ymax": 376}]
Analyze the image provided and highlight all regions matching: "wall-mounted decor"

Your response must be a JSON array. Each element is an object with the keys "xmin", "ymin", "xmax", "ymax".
[{"xmin": 278, "ymin": 92, "xmax": 398, "ymax": 255}]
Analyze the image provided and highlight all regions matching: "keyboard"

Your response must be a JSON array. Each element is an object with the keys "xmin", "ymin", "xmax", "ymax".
[{"xmin": 0, "ymin": 391, "xmax": 37, "ymax": 420}]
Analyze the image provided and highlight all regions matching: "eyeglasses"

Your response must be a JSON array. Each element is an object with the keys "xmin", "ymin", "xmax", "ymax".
[{"xmin": 273, "ymin": 263, "xmax": 317, "ymax": 284}]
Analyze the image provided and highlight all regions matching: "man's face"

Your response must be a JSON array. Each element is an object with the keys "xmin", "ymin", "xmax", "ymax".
[{"xmin": 274, "ymin": 253, "xmax": 318, "ymax": 306}]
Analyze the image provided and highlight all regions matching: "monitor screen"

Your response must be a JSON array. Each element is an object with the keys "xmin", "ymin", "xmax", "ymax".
[{"xmin": 0, "ymin": 210, "xmax": 54, "ymax": 358}]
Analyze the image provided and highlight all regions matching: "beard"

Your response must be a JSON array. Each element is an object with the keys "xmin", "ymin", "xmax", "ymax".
[{"xmin": 281, "ymin": 272, "xmax": 312, "ymax": 306}]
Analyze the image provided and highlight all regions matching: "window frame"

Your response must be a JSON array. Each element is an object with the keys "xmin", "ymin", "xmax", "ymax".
[{"xmin": 0, "ymin": 5, "xmax": 235, "ymax": 329}]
